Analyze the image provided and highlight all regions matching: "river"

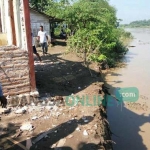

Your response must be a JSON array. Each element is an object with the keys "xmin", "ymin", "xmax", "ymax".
[{"xmin": 107, "ymin": 28, "xmax": 150, "ymax": 150}]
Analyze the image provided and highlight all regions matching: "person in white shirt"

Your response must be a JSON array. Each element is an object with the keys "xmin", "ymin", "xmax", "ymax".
[
  {"xmin": 37, "ymin": 26, "xmax": 48, "ymax": 55},
  {"xmin": 32, "ymin": 33, "xmax": 42, "ymax": 62}
]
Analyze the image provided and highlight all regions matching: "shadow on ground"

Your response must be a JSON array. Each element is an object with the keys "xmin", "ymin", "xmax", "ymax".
[
  {"xmin": 34, "ymin": 51, "xmax": 102, "ymax": 97},
  {"xmin": 1, "ymin": 116, "xmax": 102, "ymax": 150}
]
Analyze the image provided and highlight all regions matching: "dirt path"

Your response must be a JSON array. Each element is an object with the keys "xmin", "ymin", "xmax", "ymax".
[{"xmin": 0, "ymin": 40, "xmax": 112, "ymax": 150}]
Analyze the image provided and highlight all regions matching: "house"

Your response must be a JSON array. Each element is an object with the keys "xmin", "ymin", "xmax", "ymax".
[
  {"xmin": 0, "ymin": 0, "xmax": 63, "ymax": 106},
  {"xmin": 30, "ymin": 8, "xmax": 63, "ymax": 37},
  {"xmin": 29, "ymin": 8, "xmax": 63, "ymax": 46}
]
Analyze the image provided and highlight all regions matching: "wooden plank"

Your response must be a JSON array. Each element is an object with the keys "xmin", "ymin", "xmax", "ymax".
[{"xmin": 23, "ymin": 0, "xmax": 36, "ymax": 91}]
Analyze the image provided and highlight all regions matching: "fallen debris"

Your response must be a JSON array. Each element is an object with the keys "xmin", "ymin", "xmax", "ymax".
[
  {"xmin": 32, "ymin": 116, "xmax": 38, "ymax": 120},
  {"xmin": 51, "ymin": 143, "xmax": 57, "ymax": 148},
  {"xmin": 76, "ymin": 127, "xmax": 81, "ymax": 131},
  {"xmin": 20, "ymin": 122, "xmax": 34, "ymax": 131},
  {"xmin": 66, "ymin": 134, "xmax": 73, "ymax": 139},
  {"xmin": 3, "ymin": 108, "xmax": 11, "ymax": 114},
  {"xmin": 15, "ymin": 108, "xmax": 26, "ymax": 114},
  {"xmin": 13, "ymin": 130, "xmax": 23, "ymax": 138},
  {"xmin": 83, "ymin": 130, "xmax": 88, "ymax": 136},
  {"xmin": 57, "ymin": 138, "xmax": 66, "ymax": 147}
]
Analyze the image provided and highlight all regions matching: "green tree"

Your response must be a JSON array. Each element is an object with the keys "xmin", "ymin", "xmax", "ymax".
[
  {"xmin": 29, "ymin": 0, "xmax": 131, "ymax": 67},
  {"xmin": 29, "ymin": 0, "xmax": 49, "ymax": 11},
  {"xmin": 65, "ymin": 0, "xmax": 124, "ymax": 66}
]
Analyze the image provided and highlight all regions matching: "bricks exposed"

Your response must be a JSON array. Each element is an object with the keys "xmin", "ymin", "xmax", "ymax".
[{"xmin": 0, "ymin": 45, "xmax": 30, "ymax": 97}]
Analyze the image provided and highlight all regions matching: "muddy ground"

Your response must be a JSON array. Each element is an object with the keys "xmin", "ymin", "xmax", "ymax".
[{"xmin": 0, "ymin": 40, "xmax": 113, "ymax": 150}]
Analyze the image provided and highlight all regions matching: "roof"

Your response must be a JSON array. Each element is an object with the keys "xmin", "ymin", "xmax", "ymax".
[{"xmin": 30, "ymin": 7, "xmax": 64, "ymax": 23}]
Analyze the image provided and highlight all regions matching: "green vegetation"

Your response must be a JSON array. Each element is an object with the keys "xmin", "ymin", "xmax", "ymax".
[
  {"xmin": 121, "ymin": 19, "xmax": 150, "ymax": 28},
  {"xmin": 30, "ymin": 0, "xmax": 132, "ymax": 67}
]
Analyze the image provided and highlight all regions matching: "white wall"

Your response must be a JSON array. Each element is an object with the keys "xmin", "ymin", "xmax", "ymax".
[
  {"xmin": 0, "ymin": 0, "xmax": 27, "ymax": 48},
  {"xmin": 30, "ymin": 10, "xmax": 50, "ymax": 37},
  {"xmin": 13, "ymin": 0, "xmax": 22, "ymax": 48},
  {"xmin": 0, "ymin": 0, "xmax": 6, "ymax": 33},
  {"xmin": 4, "ymin": 0, "xmax": 13, "ymax": 45}
]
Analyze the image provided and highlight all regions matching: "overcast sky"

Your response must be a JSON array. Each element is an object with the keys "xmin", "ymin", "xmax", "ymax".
[{"xmin": 109, "ymin": 0, "xmax": 150, "ymax": 24}]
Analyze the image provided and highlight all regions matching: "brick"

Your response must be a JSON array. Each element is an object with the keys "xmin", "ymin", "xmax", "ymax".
[{"xmin": 0, "ymin": 45, "xmax": 31, "ymax": 98}]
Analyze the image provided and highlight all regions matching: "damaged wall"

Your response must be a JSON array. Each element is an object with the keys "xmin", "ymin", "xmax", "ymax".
[
  {"xmin": 0, "ymin": 45, "xmax": 38, "ymax": 106},
  {"xmin": 0, "ymin": 0, "xmax": 37, "ymax": 105},
  {"xmin": 0, "ymin": 46, "xmax": 30, "ymax": 96}
]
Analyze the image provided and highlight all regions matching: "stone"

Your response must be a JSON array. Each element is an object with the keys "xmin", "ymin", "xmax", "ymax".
[
  {"xmin": 20, "ymin": 122, "xmax": 33, "ymax": 131},
  {"xmin": 57, "ymin": 138, "xmax": 66, "ymax": 147},
  {"xmin": 66, "ymin": 134, "xmax": 73, "ymax": 139},
  {"xmin": 83, "ymin": 130, "xmax": 88, "ymax": 136},
  {"xmin": 15, "ymin": 108, "xmax": 26, "ymax": 114},
  {"xmin": 32, "ymin": 116, "xmax": 38, "ymax": 120},
  {"xmin": 51, "ymin": 144, "xmax": 57, "ymax": 148},
  {"xmin": 53, "ymin": 105, "xmax": 58, "ymax": 111},
  {"xmin": 76, "ymin": 127, "xmax": 81, "ymax": 131},
  {"xmin": 3, "ymin": 108, "xmax": 11, "ymax": 114}
]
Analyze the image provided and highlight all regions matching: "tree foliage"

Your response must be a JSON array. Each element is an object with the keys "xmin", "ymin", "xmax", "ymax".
[
  {"xmin": 121, "ymin": 19, "xmax": 150, "ymax": 28},
  {"xmin": 64, "ymin": 0, "xmax": 128, "ymax": 66},
  {"xmin": 29, "ymin": 0, "xmax": 131, "ymax": 67},
  {"xmin": 29, "ymin": 0, "xmax": 49, "ymax": 11}
]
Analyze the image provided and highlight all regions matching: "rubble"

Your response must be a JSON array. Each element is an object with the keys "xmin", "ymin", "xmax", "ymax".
[
  {"xmin": 20, "ymin": 122, "xmax": 34, "ymax": 131},
  {"xmin": 57, "ymin": 138, "xmax": 66, "ymax": 147},
  {"xmin": 66, "ymin": 134, "xmax": 73, "ymax": 139},
  {"xmin": 15, "ymin": 108, "xmax": 26, "ymax": 114},
  {"xmin": 76, "ymin": 127, "xmax": 81, "ymax": 131},
  {"xmin": 3, "ymin": 108, "xmax": 11, "ymax": 114},
  {"xmin": 32, "ymin": 116, "xmax": 38, "ymax": 120},
  {"xmin": 51, "ymin": 144, "xmax": 57, "ymax": 148},
  {"xmin": 83, "ymin": 130, "xmax": 88, "ymax": 136},
  {"xmin": 0, "ymin": 91, "xmax": 113, "ymax": 149}
]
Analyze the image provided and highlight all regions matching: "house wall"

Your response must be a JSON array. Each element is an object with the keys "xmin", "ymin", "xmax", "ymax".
[
  {"xmin": 30, "ymin": 9, "xmax": 50, "ymax": 37},
  {"xmin": 0, "ymin": 0, "xmax": 27, "ymax": 49},
  {"xmin": 0, "ymin": 0, "xmax": 38, "ymax": 106},
  {"xmin": 0, "ymin": 0, "xmax": 13, "ymax": 45}
]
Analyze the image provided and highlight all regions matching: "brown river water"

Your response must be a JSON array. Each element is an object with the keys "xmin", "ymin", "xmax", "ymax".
[{"xmin": 107, "ymin": 28, "xmax": 150, "ymax": 150}]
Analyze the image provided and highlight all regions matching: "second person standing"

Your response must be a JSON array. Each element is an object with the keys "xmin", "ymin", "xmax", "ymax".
[{"xmin": 38, "ymin": 25, "xmax": 48, "ymax": 55}]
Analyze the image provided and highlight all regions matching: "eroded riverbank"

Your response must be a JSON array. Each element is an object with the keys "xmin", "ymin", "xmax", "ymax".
[
  {"xmin": 0, "ymin": 42, "xmax": 112, "ymax": 150},
  {"xmin": 106, "ymin": 28, "xmax": 150, "ymax": 150}
]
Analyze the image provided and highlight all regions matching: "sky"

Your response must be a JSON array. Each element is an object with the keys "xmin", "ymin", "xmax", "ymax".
[{"xmin": 108, "ymin": 0, "xmax": 150, "ymax": 24}]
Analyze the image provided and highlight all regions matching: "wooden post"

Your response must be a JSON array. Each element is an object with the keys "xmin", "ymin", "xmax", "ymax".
[
  {"xmin": 9, "ymin": 0, "xmax": 16, "ymax": 45},
  {"xmin": 23, "ymin": 0, "xmax": 36, "ymax": 91}
]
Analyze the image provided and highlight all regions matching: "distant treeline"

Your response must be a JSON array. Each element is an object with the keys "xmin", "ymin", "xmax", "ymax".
[{"xmin": 121, "ymin": 19, "xmax": 150, "ymax": 28}]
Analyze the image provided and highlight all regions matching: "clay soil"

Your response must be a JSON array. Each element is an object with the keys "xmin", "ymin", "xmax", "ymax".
[{"xmin": 0, "ymin": 40, "xmax": 112, "ymax": 150}]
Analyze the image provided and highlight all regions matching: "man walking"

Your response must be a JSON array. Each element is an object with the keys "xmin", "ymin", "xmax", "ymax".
[
  {"xmin": 32, "ymin": 33, "xmax": 42, "ymax": 62},
  {"xmin": 38, "ymin": 26, "xmax": 48, "ymax": 55}
]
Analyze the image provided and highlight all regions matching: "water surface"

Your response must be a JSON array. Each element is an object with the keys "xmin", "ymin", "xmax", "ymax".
[{"xmin": 107, "ymin": 28, "xmax": 150, "ymax": 150}]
